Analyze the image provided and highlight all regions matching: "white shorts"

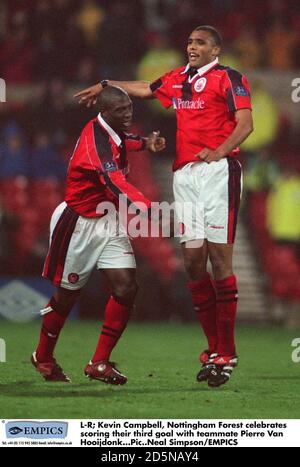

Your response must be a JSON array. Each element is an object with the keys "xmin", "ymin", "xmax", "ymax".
[
  {"xmin": 42, "ymin": 202, "xmax": 136, "ymax": 290},
  {"xmin": 173, "ymin": 158, "xmax": 242, "ymax": 244}
]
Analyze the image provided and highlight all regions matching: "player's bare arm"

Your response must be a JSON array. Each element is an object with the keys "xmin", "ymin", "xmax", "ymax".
[
  {"xmin": 74, "ymin": 81, "xmax": 153, "ymax": 107},
  {"xmin": 196, "ymin": 109, "xmax": 253, "ymax": 163}
]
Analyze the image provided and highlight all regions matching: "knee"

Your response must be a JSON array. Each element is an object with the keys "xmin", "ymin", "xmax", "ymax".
[
  {"xmin": 184, "ymin": 256, "xmax": 207, "ymax": 281},
  {"xmin": 112, "ymin": 281, "xmax": 138, "ymax": 306},
  {"xmin": 54, "ymin": 288, "xmax": 81, "ymax": 311},
  {"xmin": 210, "ymin": 256, "xmax": 232, "ymax": 280}
]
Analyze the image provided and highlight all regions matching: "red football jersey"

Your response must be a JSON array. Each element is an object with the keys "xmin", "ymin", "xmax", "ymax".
[
  {"xmin": 64, "ymin": 114, "xmax": 151, "ymax": 217},
  {"xmin": 150, "ymin": 58, "xmax": 252, "ymax": 171}
]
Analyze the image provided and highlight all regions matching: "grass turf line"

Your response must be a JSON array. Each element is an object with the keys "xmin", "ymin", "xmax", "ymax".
[{"xmin": 0, "ymin": 321, "xmax": 300, "ymax": 419}]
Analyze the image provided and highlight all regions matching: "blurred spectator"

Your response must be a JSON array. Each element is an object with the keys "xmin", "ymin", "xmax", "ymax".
[
  {"xmin": 30, "ymin": 0, "xmax": 57, "ymax": 42},
  {"xmin": 30, "ymin": 131, "xmax": 67, "ymax": 180},
  {"xmin": 242, "ymin": 81, "xmax": 279, "ymax": 153},
  {"xmin": 265, "ymin": 19, "xmax": 297, "ymax": 70},
  {"xmin": 0, "ymin": 198, "xmax": 18, "ymax": 274},
  {"xmin": 0, "ymin": 2, "xmax": 7, "ymax": 41},
  {"xmin": 0, "ymin": 24, "xmax": 34, "ymax": 83},
  {"xmin": 137, "ymin": 31, "xmax": 183, "ymax": 114},
  {"xmin": 243, "ymin": 148, "xmax": 280, "ymax": 193},
  {"xmin": 233, "ymin": 26, "xmax": 262, "ymax": 70},
  {"xmin": 34, "ymin": 29, "xmax": 60, "ymax": 80},
  {"xmin": 76, "ymin": 0, "xmax": 105, "ymax": 45},
  {"xmin": 219, "ymin": 46, "xmax": 242, "ymax": 70},
  {"xmin": 267, "ymin": 165, "xmax": 300, "ymax": 256},
  {"xmin": 169, "ymin": 0, "xmax": 200, "ymax": 53},
  {"xmin": 98, "ymin": 0, "xmax": 145, "ymax": 77},
  {"xmin": 76, "ymin": 57, "xmax": 99, "ymax": 87},
  {"xmin": 0, "ymin": 123, "xmax": 29, "ymax": 178}
]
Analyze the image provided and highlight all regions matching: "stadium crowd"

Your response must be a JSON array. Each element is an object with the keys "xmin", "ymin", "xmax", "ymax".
[{"xmin": 0, "ymin": 0, "xmax": 300, "ymax": 307}]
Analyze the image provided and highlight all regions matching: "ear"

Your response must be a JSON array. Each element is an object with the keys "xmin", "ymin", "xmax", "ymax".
[
  {"xmin": 212, "ymin": 45, "xmax": 221, "ymax": 59},
  {"xmin": 101, "ymin": 108, "xmax": 108, "ymax": 118}
]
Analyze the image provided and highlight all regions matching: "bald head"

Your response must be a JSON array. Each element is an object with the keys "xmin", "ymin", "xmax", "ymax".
[
  {"xmin": 98, "ymin": 86, "xmax": 133, "ymax": 133},
  {"xmin": 98, "ymin": 86, "xmax": 130, "ymax": 112}
]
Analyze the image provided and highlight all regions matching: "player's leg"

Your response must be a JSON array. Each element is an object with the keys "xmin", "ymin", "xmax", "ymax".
[
  {"xmin": 206, "ymin": 241, "xmax": 239, "ymax": 387},
  {"xmin": 204, "ymin": 158, "xmax": 242, "ymax": 387},
  {"xmin": 182, "ymin": 241, "xmax": 219, "ymax": 382},
  {"xmin": 84, "ymin": 228, "xmax": 137, "ymax": 385},
  {"xmin": 32, "ymin": 203, "xmax": 104, "ymax": 382},
  {"xmin": 32, "ymin": 287, "xmax": 81, "ymax": 382},
  {"xmin": 208, "ymin": 242, "xmax": 238, "ymax": 354},
  {"xmin": 182, "ymin": 241, "xmax": 218, "ymax": 352},
  {"xmin": 173, "ymin": 164, "xmax": 218, "ymax": 379},
  {"xmin": 84, "ymin": 268, "xmax": 137, "ymax": 385}
]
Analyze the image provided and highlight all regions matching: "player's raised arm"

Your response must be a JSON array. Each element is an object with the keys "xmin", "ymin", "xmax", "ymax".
[{"xmin": 74, "ymin": 80, "xmax": 153, "ymax": 107}]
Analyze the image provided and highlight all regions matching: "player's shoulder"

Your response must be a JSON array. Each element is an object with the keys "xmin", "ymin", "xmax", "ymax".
[
  {"xmin": 81, "ymin": 117, "xmax": 105, "ymax": 138},
  {"xmin": 213, "ymin": 64, "xmax": 248, "ymax": 80},
  {"xmin": 163, "ymin": 65, "xmax": 188, "ymax": 79}
]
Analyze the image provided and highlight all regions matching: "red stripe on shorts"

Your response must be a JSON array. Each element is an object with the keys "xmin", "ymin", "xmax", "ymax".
[
  {"xmin": 43, "ymin": 205, "xmax": 79, "ymax": 286},
  {"xmin": 227, "ymin": 158, "xmax": 242, "ymax": 244}
]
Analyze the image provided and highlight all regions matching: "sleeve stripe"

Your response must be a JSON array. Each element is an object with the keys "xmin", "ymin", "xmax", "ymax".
[
  {"xmin": 93, "ymin": 122, "xmax": 114, "ymax": 166},
  {"xmin": 103, "ymin": 173, "xmax": 133, "ymax": 207},
  {"xmin": 150, "ymin": 78, "xmax": 163, "ymax": 93},
  {"xmin": 226, "ymin": 69, "xmax": 244, "ymax": 89},
  {"xmin": 226, "ymin": 88, "xmax": 236, "ymax": 112}
]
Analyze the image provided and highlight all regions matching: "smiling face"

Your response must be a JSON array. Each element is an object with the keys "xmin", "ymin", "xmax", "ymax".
[
  {"xmin": 187, "ymin": 29, "xmax": 221, "ymax": 69},
  {"xmin": 102, "ymin": 95, "xmax": 133, "ymax": 133}
]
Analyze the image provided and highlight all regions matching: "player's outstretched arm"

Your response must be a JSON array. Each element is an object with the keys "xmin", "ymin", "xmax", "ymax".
[{"xmin": 74, "ymin": 80, "xmax": 153, "ymax": 107}]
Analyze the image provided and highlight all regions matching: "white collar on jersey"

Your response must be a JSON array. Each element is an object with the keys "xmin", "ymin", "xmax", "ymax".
[
  {"xmin": 97, "ymin": 113, "xmax": 122, "ymax": 147},
  {"xmin": 181, "ymin": 57, "xmax": 219, "ymax": 81}
]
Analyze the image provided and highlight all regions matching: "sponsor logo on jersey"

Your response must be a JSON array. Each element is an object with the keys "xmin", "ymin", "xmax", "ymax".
[
  {"xmin": 172, "ymin": 98, "xmax": 205, "ymax": 110},
  {"xmin": 104, "ymin": 161, "xmax": 117, "ymax": 172},
  {"xmin": 194, "ymin": 77, "xmax": 207, "ymax": 93}
]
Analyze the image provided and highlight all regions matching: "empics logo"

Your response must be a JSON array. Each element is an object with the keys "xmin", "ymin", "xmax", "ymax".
[
  {"xmin": 5, "ymin": 421, "xmax": 68, "ymax": 439},
  {"xmin": 291, "ymin": 338, "xmax": 300, "ymax": 363},
  {"xmin": 291, "ymin": 78, "xmax": 300, "ymax": 103},
  {"xmin": 0, "ymin": 338, "xmax": 6, "ymax": 362},
  {"xmin": 0, "ymin": 78, "xmax": 6, "ymax": 102}
]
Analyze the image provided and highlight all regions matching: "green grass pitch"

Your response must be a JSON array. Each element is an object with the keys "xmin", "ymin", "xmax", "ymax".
[{"xmin": 0, "ymin": 320, "xmax": 300, "ymax": 419}]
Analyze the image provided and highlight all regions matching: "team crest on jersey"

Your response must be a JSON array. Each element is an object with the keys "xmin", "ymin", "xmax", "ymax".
[
  {"xmin": 194, "ymin": 77, "xmax": 207, "ymax": 93},
  {"xmin": 68, "ymin": 273, "xmax": 79, "ymax": 284}
]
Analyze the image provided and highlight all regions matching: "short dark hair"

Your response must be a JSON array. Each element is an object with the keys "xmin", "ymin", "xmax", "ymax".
[
  {"xmin": 98, "ymin": 86, "xmax": 130, "ymax": 111},
  {"xmin": 194, "ymin": 25, "xmax": 222, "ymax": 47}
]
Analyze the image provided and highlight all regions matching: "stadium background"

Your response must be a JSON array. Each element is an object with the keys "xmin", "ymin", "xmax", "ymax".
[{"xmin": 0, "ymin": 0, "xmax": 300, "ymax": 419}]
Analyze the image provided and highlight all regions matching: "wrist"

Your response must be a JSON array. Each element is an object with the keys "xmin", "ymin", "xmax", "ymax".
[
  {"xmin": 100, "ymin": 79, "xmax": 109, "ymax": 90},
  {"xmin": 215, "ymin": 148, "xmax": 226, "ymax": 159}
]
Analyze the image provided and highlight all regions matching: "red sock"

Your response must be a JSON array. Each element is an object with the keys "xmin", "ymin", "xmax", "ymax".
[
  {"xmin": 187, "ymin": 273, "xmax": 218, "ymax": 353},
  {"xmin": 215, "ymin": 275, "xmax": 238, "ymax": 356},
  {"xmin": 92, "ymin": 296, "xmax": 131, "ymax": 362},
  {"xmin": 36, "ymin": 297, "xmax": 71, "ymax": 363}
]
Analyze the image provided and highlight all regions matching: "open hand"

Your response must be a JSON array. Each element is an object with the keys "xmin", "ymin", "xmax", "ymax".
[{"xmin": 74, "ymin": 84, "xmax": 102, "ymax": 108}]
